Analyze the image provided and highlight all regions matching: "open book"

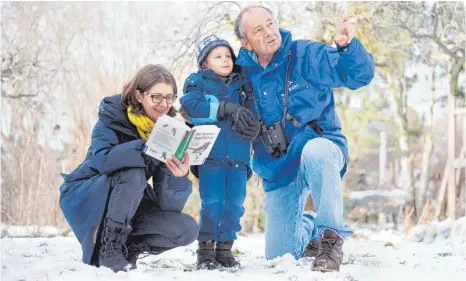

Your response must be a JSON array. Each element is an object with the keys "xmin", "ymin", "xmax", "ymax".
[{"xmin": 143, "ymin": 115, "xmax": 220, "ymax": 166}]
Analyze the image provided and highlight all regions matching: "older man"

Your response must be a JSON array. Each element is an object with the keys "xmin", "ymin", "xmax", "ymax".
[{"xmin": 234, "ymin": 6, "xmax": 375, "ymax": 271}]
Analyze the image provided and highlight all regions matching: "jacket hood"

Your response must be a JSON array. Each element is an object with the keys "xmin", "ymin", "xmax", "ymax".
[{"xmin": 98, "ymin": 94, "xmax": 138, "ymax": 138}]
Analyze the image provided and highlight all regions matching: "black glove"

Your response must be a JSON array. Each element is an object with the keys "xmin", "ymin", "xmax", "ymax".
[
  {"xmin": 218, "ymin": 101, "xmax": 259, "ymax": 140},
  {"xmin": 235, "ymin": 108, "xmax": 260, "ymax": 140},
  {"xmin": 218, "ymin": 101, "xmax": 242, "ymax": 121}
]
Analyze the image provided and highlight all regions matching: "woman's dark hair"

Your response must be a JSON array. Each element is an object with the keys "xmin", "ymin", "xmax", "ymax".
[{"xmin": 121, "ymin": 64, "xmax": 177, "ymax": 117}]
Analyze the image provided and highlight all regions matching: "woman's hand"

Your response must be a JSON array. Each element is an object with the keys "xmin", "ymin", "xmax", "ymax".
[{"xmin": 166, "ymin": 152, "xmax": 190, "ymax": 177}]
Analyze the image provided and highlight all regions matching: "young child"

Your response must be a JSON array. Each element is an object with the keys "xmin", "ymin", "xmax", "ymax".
[{"xmin": 180, "ymin": 35, "xmax": 260, "ymax": 270}]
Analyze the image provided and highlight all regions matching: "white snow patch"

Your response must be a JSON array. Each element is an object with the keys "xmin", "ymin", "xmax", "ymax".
[
  {"xmin": 1, "ymin": 225, "xmax": 72, "ymax": 238},
  {"xmin": 2, "ymin": 233, "xmax": 465, "ymax": 281}
]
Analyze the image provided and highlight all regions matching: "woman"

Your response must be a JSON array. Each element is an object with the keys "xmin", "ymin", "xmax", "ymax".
[{"xmin": 59, "ymin": 64, "xmax": 198, "ymax": 272}]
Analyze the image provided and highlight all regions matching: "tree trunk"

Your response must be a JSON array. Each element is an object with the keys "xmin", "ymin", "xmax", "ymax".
[
  {"xmin": 379, "ymin": 131, "xmax": 388, "ymax": 186},
  {"xmin": 447, "ymin": 57, "xmax": 465, "ymax": 219},
  {"xmin": 418, "ymin": 63, "xmax": 436, "ymax": 215},
  {"xmin": 387, "ymin": 72, "xmax": 417, "ymax": 218}
]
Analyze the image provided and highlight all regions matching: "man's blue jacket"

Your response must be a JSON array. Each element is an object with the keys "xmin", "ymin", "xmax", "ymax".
[{"xmin": 236, "ymin": 29, "xmax": 375, "ymax": 191}]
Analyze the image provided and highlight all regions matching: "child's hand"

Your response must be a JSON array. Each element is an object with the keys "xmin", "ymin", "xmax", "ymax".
[{"xmin": 167, "ymin": 152, "xmax": 190, "ymax": 177}]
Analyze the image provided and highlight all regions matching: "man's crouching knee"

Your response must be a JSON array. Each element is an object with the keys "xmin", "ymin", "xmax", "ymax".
[{"xmin": 301, "ymin": 138, "xmax": 342, "ymax": 169}]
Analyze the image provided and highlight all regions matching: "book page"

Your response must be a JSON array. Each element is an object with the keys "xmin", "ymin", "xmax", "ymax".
[
  {"xmin": 186, "ymin": 125, "xmax": 221, "ymax": 166},
  {"xmin": 143, "ymin": 115, "xmax": 190, "ymax": 163}
]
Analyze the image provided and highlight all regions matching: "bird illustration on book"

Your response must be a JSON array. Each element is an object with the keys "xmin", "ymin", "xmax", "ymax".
[
  {"xmin": 187, "ymin": 142, "xmax": 211, "ymax": 159},
  {"xmin": 161, "ymin": 124, "xmax": 177, "ymax": 136}
]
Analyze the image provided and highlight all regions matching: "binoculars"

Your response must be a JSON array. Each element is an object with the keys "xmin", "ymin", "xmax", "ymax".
[{"xmin": 260, "ymin": 120, "xmax": 289, "ymax": 159}]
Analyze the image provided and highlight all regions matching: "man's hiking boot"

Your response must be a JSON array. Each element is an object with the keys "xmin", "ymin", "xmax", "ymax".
[
  {"xmin": 311, "ymin": 229, "xmax": 344, "ymax": 272},
  {"xmin": 302, "ymin": 239, "xmax": 320, "ymax": 258}
]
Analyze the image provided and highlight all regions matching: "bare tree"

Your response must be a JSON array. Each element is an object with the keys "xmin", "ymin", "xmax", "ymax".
[{"xmin": 391, "ymin": 1, "xmax": 465, "ymax": 219}]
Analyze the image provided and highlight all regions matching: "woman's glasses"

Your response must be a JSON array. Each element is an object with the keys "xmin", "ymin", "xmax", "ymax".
[{"xmin": 144, "ymin": 92, "xmax": 177, "ymax": 104}]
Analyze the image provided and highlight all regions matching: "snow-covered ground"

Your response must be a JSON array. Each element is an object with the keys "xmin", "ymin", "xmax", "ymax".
[{"xmin": 2, "ymin": 231, "xmax": 465, "ymax": 281}]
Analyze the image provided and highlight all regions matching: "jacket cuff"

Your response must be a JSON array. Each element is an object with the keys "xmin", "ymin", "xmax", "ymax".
[
  {"xmin": 337, "ymin": 37, "xmax": 359, "ymax": 57},
  {"xmin": 217, "ymin": 101, "xmax": 226, "ymax": 120}
]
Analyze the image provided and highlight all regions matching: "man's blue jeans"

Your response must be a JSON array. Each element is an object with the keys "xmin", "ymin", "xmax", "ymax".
[{"xmin": 263, "ymin": 138, "xmax": 352, "ymax": 260}]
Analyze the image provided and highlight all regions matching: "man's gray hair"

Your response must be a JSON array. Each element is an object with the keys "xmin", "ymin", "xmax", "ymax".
[{"xmin": 234, "ymin": 5, "xmax": 274, "ymax": 41}]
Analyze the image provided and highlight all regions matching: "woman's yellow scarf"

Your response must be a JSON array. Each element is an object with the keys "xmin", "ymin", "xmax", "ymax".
[{"xmin": 127, "ymin": 105, "xmax": 155, "ymax": 141}]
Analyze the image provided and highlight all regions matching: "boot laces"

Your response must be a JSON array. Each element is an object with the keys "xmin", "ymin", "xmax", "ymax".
[
  {"xmin": 102, "ymin": 228, "xmax": 128, "ymax": 260},
  {"xmin": 319, "ymin": 237, "xmax": 338, "ymax": 261}
]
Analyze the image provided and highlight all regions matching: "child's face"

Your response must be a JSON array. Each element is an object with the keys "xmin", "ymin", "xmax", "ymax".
[{"xmin": 203, "ymin": 46, "xmax": 234, "ymax": 77}]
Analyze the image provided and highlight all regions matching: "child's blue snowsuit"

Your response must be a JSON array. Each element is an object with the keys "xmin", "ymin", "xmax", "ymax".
[{"xmin": 180, "ymin": 69, "xmax": 253, "ymax": 242}]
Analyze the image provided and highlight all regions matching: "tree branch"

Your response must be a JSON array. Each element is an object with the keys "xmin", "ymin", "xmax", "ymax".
[
  {"xmin": 2, "ymin": 92, "xmax": 39, "ymax": 99},
  {"xmin": 168, "ymin": 22, "xmax": 232, "ymax": 71},
  {"xmin": 398, "ymin": 24, "xmax": 458, "ymax": 58}
]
